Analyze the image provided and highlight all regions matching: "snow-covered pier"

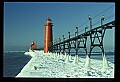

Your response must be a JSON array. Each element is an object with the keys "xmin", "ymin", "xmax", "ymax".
[{"xmin": 16, "ymin": 50, "xmax": 114, "ymax": 78}]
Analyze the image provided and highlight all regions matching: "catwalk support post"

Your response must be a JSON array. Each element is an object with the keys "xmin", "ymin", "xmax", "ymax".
[{"xmin": 73, "ymin": 27, "xmax": 79, "ymax": 64}]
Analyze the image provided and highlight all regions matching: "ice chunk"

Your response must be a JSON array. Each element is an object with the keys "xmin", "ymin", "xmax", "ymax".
[
  {"xmin": 85, "ymin": 54, "xmax": 91, "ymax": 68},
  {"xmin": 65, "ymin": 54, "xmax": 69, "ymax": 63},
  {"xmin": 72, "ymin": 55, "xmax": 79, "ymax": 64}
]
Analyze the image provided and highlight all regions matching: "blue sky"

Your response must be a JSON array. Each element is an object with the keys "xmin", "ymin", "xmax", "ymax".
[{"xmin": 4, "ymin": 2, "xmax": 115, "ymax": 51}]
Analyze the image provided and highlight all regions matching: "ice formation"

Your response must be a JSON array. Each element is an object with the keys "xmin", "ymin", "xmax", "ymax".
[{"xmin": 16, "ymin": 50, "xmax": 114, "ymax": 78}]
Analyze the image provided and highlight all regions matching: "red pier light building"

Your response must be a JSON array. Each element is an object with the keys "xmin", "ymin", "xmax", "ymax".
[
  {"xmin": 30, "ymin": 41, "xmax": 37, "ymax": 50},
  {"xmin": 44, "ymin": 17, "xmax": 53, "ymax": 53}
]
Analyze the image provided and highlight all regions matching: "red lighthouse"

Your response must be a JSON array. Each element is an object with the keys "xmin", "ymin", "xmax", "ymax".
[{"xmin": 44, "ymin": 17, "xmax": 53, "ymax": 53}]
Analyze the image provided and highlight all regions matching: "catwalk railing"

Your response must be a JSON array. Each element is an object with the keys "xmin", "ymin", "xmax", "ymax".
[
  {"xmin": 49, "ymin": 5, "xmax": 115, "ymax": 68},
  {"xmin": 49, "ymin": 20, "xmax": 115, "ymax": 59}
]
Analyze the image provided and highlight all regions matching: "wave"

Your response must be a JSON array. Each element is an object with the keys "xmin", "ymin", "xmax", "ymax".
[{"xmin": 4, "ymin": 51, "xmax": 26, "ymax": 53}]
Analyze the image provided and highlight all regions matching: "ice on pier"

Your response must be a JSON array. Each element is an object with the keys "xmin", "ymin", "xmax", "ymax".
[
  {"xmin": 85, "ymin": 54, "xmax": 91, "ymax": 68},
  {"xmin": 65, "ymin": 54, "xmax": 70, "ymax": 63},
  {"xmin": 72, "ymin": 55, "xmax": 79, "ymax": 64},
  {"xmin": 16, "ymin": 50, "xmax": 114, "ymax": 78}
]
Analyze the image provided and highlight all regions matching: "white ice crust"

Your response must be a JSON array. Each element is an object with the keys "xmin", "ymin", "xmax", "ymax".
[{"xmin": 16, "ymin": 50, "xmax": 114, "ymax": 78}]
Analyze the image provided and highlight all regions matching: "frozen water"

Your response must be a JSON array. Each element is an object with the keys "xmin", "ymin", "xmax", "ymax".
[{"xmin": 16, "ymin": 50, "xmax": 114, "ymax": 78}]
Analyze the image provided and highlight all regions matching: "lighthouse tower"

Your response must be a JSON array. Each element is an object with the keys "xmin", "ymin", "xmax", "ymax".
[{"xmin": 44, "ymin": 17, "xmax": 53, "ymax": 53}]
